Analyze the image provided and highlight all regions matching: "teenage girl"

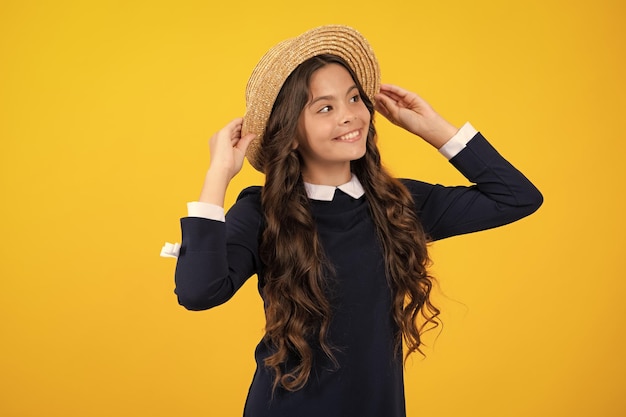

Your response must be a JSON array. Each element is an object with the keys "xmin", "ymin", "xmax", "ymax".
[{"xmin": 165, "ymin": 26, "xmax": 542, "ymax": 417}]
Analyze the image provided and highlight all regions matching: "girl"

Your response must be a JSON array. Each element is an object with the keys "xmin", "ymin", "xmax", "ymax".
[{"xmin": 165, "ymin": 25, "xmax": 542, "ymax": 416}]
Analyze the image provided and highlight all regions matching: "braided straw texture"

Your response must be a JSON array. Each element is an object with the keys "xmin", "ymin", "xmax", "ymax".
[{"xmin": 242, "ymin": 25, "xmax": 380, "ymax": 172}]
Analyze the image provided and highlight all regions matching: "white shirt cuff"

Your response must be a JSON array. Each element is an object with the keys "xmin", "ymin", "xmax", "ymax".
[
  {"xmin": 187, "ymin": 201, "xmax": 225, "ymax": 222},
  {"xmin": 160, "ymin": 242, "xmax": 180, "ymax": 258},
  {"xmin": 159, "ymin": 202, "xmax": 226, "ymax": 259},
  {"xmin": 438, "ymin": 122, "xmax": 478, "ymax": 160}
]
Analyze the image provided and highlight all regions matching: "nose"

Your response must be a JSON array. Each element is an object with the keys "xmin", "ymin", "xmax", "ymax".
[{"xmin": 341, "ymin": 108, "xmax": 356, "ymax": 124}]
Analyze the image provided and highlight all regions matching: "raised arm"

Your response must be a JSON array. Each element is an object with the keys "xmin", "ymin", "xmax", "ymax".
[
  {"xmin": 375, "ymin": 84, "xmax": 542, "ymax": 240},
  {"xmin": 402, "ymin": 133, "xmax": 543, "ymax": 241},
  {"xmin": 174, "ymin": 119, "xmax": 259, "ymax": 311}
]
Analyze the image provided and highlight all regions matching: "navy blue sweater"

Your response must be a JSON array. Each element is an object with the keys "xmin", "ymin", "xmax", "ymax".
[{"xmin": 174, "ymin": 133, "xmax": 542, "ymax": 416}]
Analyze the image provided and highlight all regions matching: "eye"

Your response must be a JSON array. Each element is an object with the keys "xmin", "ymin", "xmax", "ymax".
[
  {"xmin": 318, "ymin": 105, "xmax": 332, "ymax": 113},
  {"xmin": 349, "ymin": 94, "xmax": 361, "ymax": 103}
]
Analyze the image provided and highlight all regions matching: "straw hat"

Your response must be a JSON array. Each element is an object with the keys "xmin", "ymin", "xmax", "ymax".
[{"xmin": 242, "ymin": 25, "xmax": 380, "ymax": 172}]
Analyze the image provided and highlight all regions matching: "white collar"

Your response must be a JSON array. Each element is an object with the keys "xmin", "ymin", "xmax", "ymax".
[{"xmin": 304, "ymin": 174, "xmax": 365, "ymax": 201}]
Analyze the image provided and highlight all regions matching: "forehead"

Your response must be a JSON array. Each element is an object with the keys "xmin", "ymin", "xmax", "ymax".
[{"xmin": 308, "ymin": 64, "xmax": 356, "ymax": 95}]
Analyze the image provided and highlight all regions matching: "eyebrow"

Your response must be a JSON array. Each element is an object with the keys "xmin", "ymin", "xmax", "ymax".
[{"xmin": 308, "ymin": 85, "xmax": 359, "ymax": 108}]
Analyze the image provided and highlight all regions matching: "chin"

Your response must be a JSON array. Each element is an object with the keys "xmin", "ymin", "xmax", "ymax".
[{"xmin": 350, "ymin": 149, "xmax": 367, "ymax": 162}]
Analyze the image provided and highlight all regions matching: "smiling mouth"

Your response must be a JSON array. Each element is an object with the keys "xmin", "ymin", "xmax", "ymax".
[{"xmin": 334, "ymin": 130, "xmax": 361, "ymax": 141}]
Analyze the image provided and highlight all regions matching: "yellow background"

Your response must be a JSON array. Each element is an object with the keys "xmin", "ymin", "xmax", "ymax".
[{"xmin": 1, "ymin": 0, "xmax": 624, "ymax": 416}]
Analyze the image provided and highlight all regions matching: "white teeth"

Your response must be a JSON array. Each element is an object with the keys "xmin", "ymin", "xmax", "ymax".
[{"xmin": 337, "ymin": 131, "xmax": 359, "ymax": 141}]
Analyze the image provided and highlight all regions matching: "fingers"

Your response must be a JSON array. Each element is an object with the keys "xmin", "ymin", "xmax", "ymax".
[
  {"xmin": 377, "ymin": 88, "xmax": 411, "ymax": 117},
  {"xmin": 374, "ymin": 93, "xmax": 394, "ymax": 117},
  {"xmin": 226, "ymin": 117, "xmax": 244, "ymax": 128},
  {"xmin": 228, "ymin": 118, "xmax": 255, "ymax": 154},
  {"xmin": 380, "ymin": 84, "xmax": 407, "ymax": 94},
  {"xmin": 380, "ymin": 84, "xmax": 426, "ymax": 105},
  {"xmin": 211, "ymin": 117, "xmax": 255, "ymax": 156},
  {"xmin": 226, "ymin": 118, "xmax": 244, "ymax": 143},
  {"xmin": 379, "ymin": 84, "xmax": 410, "ymax": 101},
  {"xmin": 374, "ymin": 93, "xmax": 387, "ymax": 110},
  {"xmin": 210, "ymin": 118, "xmax": 243, "ymax": 145},
  {"xmin": 234, "ymin": 132, "xmax": 256, "ymax": 153}
]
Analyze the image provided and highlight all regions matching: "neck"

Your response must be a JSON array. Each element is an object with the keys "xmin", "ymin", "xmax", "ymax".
[{"xmin": 302, "ymin": 164, "xmax": 352, "ymax": 186}]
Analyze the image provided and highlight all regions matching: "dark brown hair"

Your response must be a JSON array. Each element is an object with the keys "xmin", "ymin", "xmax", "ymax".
[{"xmin": 258, "ymin": 54, "xmax": 439, "ymax": 392}]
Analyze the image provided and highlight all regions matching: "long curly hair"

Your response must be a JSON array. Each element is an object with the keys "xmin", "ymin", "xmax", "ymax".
[{"xmin": 258, "ymin": 54, "xmax": 440, "ymax": 392}]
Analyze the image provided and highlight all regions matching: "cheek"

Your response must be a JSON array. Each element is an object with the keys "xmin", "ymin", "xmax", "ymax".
[
  {"xmin": 294, "ymin": 118, "xmax": 309, "ymax": 150},
  {"xmin": 359, "ymin": 105, "xmax": 371, "ymax": 124}
]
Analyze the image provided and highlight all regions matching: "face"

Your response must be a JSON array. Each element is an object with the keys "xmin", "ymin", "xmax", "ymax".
[{"xmin": 295, "ymin": 63, "xmax": 371, "ymax": 185}]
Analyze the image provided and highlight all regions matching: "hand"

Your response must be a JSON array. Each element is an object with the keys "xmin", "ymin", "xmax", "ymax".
[
  {"xmin": 199, "ymin": 118, "xmax": 255, "ymax": 206},
  {"xmin": 208, "ymin": 118, "xmax": 256, "ymax": 180},
  {"xmin": 375, "ymin": 84, "xmax": 458, "ymax": 149}
]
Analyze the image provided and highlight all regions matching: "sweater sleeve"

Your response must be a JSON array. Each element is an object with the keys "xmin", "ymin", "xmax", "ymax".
[
  {"xmin": 403, "ymin": 132, "xmax": 543, "ymax": 241},
  {"xmin": 174, "ymin": 187, "xmax": 263, "ymax": 310}
]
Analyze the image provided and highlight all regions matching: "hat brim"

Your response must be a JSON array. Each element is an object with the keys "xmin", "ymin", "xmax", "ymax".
[{"xmin": 242, "ymin": 25, "xmax": 380, "ymax": 172}]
